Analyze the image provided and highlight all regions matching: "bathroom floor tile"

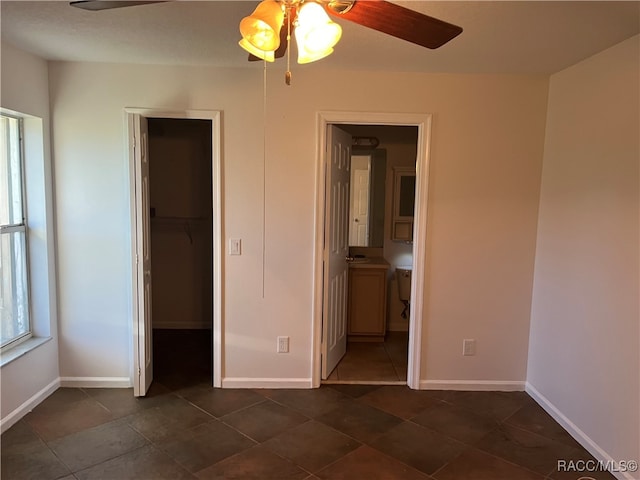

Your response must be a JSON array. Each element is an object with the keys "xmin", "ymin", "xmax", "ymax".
[
  {"xmin": 383, "ymin": 332, "xmax": 409, "ymax": 367},
  {"xmin": 337, "ymin": 361, "xmax": 400, "ymax": 381},
  {"xmin": 330, "ymin": 333, "xmax": 409, "ymax": 382},
  {"xmin": 335, "ymin": 343, "xmax": 400, "ymax": 381}
]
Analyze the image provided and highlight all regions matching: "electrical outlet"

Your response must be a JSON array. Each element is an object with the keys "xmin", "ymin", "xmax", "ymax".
[
  {"xmin": 463, "ymin": 339, "xmax": 476, "ymax": 356},
  {"xmin": 277, "ymin": 336, "xmax": 289, "ymax": 353}
]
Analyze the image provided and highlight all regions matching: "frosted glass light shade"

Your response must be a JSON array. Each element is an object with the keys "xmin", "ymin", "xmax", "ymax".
[
  {"xmin": 295, "ymin": 1, "xmax": 342, "ymax": 64},
  {"xmin": 239, "ymin": 0, "xmax": 284, "ymax": 53},
  {"xmin": 239, "ymin": 38, "xmax": 276, "ymax": 62},
  {"xmin": 297, "ymin": 43, "xmax": 334, "ymax": 64}
]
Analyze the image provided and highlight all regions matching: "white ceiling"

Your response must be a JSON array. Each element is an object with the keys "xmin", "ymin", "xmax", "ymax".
[{"xmin": 1, "ymin": 1, "xmax": 638, "ymax": 74}]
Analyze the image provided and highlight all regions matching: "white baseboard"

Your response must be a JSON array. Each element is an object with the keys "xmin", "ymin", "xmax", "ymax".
[
  {"xmin": 1, "ymin": 377, "xmax": 60, "ymax": 434},
  {"xmin": 221, "ymin": 377, "xmax": 313, "ymax": 389},
  {"xmin": 59, "ymin": 377, "xmax": 132, "ymax": 388},
  {"xmin": 525, "ymin": 382, "xmax": 637, "ymax": 480},
  {"xmin": 419, "ymin": 380, "xmax": 526, "ymax": 391}
]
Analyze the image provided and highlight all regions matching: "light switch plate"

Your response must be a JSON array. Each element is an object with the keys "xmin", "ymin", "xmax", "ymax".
[
  {"xmin": 463, "ymin": 339, "xmax": 476, "ymax": 356},
  {"xmin": 229, "ymin": 238, "xmax": 241, "ymax": 255}
]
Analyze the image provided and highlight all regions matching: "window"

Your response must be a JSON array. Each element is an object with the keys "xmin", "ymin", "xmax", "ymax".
[{"xmin": 0, "ymin": 114, "xmax": 30, "ymax": 349}]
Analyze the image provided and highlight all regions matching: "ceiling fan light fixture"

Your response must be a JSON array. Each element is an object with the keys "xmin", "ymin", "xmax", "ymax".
[
  {"xmin": 296, "ymin": 44, "xmax": 335, "ymax": 64},
  {"xmin": 238, "ymin": 38, "xmax": 276, "ymax": 62},
  {"xmin": 294, "ymin": 1, "xmax": 342, "ymax": 64},
  {"xmin": 239, "ymin": 0, "xmax": 285, "ymax": 53}
]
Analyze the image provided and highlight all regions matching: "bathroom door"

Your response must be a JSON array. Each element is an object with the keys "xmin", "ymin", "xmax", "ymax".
[{"xmin": 321, "ymin": 125, "xmax": 351, "ymax": 379}]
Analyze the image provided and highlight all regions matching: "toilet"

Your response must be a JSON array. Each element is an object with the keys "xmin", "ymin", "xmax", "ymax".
[{"xmin": 396, "ymin": 267, "xmax": 412, "ymax": 319}]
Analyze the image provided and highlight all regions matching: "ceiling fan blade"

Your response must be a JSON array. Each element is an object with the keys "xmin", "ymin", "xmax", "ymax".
[
  {"xmin": 326, "ymin": 0, "xmax": 462, "ymax": 49},
  {"xmin": 248, "ymin": 12, "xmax": 293, "ymax": 62},
  {"xmin": 70, "ymin": 1, "xmax": 166, "ymax": 11}
]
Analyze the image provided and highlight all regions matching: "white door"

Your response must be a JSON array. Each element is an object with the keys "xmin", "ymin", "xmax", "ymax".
[
  {"xmin": 321, "ymin": 125, "xmax": 351, "ymax": 379},
  {"xmin": 349, "ymin": 155, "xmax": 370, "ymax": 246},
  {"xmin": 131, "ymin": 113, "xmax": 153, "ymax": 396}
]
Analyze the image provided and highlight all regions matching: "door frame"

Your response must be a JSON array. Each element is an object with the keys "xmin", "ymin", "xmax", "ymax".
[
  {"xmin": 312, "ymin": 111, "xmax": 432, "ymax": 389},
  {"xmin": 126, "ymin": 107, "xmax": 223, "ymax": 390}
]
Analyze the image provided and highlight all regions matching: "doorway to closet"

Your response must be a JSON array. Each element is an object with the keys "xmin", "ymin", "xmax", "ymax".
[
  {"xmin": 128, "ymin": 109, "xmax": 222, "ymax": 396},
  {"xmin": 147, "ymin": 117, "xmax": 212, "ymax": 391}
]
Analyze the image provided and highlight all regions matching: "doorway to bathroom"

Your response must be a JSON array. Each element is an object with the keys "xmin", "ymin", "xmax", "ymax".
[
  {"xmin": 312, "ymin": 112, "xmax": 433, "ymax": 389},
  {"xmin": 127, "ymin": 109, "xmax": 222, "ymax": 396}
]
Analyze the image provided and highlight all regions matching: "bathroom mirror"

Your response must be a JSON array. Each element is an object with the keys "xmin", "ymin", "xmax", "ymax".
[{"xmin": 348, "ymin": 149, "xmax": 386, "ymax": 247}]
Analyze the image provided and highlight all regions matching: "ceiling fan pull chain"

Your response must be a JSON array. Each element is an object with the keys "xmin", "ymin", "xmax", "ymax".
[
  {"xmin": 285, "ymin": 4, "xmax": 292, "ymax": 85},
  {"xmin": 262, "ymin": 55, "xmax": 268, "ymax": 297}
]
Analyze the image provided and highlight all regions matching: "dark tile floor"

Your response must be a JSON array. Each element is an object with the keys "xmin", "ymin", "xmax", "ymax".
[
  {"xmin": 1, "ymin": 329, "xmax": 616, "ymax": 479},
  {"xmin": 327, "ymin": 332, "xmax": 409, "ymax": 382}
]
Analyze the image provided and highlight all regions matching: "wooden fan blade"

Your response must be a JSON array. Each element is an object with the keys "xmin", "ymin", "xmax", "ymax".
[
  {"xmin": 70, "ymin": 1, "xmax": 165, "ymax": 11},
  {"xmin": 326, "ymin": 0, "xmax": 462, "ymax": 49},
  {"xmin": 248, "ymin": 11, "xmax": 294, "ymax": 62}
]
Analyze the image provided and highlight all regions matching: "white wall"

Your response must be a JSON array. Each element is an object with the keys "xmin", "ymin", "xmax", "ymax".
[
  {"xmin": 0, "ymin": 41, "xmax": 59, "ymax": 429},
  {"xmin": 47, "ymin": 60, "xmax": 548, "ymax": 386},
  {"xmin": 527, "ymin": 35, "xmax": 639, "ymax": 474}
]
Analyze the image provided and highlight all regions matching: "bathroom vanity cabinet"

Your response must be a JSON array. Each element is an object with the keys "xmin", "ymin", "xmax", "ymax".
[{"xmin": 348, "ymin": 259, "xmax": 389, "ymax": 341}]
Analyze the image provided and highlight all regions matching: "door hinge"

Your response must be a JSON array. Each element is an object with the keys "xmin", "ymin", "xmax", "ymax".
[{"xmin": 138, "ymin": 367, "xmax": 141, "ymax": 377}]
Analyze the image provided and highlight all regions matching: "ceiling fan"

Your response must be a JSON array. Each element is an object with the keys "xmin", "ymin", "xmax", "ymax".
[{"xmin": 70, "ymin": 0, "xmax": 462, "ymax": 82}]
